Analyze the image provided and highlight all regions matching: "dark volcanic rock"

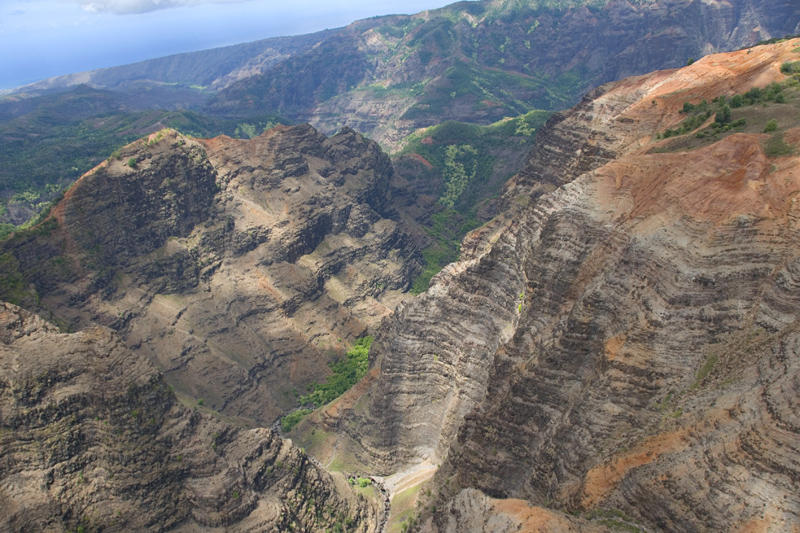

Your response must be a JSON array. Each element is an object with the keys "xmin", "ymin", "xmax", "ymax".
[
  {"xmin": 0, "ymin": 302, "xmax": 376, "ymax": 532},
  {"xmin": 334, "ymin": 39, "xmax": 800, "ymax": 531},
  {"xmin": 0, "ymin": 125, "xmax": 419, "ymax": 425}
]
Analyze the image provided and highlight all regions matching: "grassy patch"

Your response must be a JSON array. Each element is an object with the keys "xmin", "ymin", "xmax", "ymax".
[
  {"xmin": 327, "ymin": 457, "xmax": 347, "ymax": 473},
  {"xmin": 584, "ymin": 508, "xmax": 645, "ymax": 532},
  {"xmin": 691, "ymin": 353, "xmax": 719, "ymax": 389},
  {"xmin": 764, "ymin": 132, "xmax": 794, "ymax": 157},
  {"xmin": 355, "ymin": 483, "xmax": 377, "ymax": 500},
  {"xmin": 653, "ymin": 76, "xmax": 800, "ymax": 153},
  {"xmin": 411, "ymin": 208, "xmax": 481, "ymax": 293},
  {"xmin": 299, "ymin": 336, "xmax": 372, "ymax": 408},
  {"xmin": 388, "ymin": 484, "xmax": 423, "ymax": 533},
  {"xmin": 280, "ymin": 408, "xmax": 313, "ymax": 432}
]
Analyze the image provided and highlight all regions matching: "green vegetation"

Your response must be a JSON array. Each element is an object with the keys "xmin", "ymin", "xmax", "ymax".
[
  {"xmin": 0, "ymin": 85, "xmax": 286, "ymax": 226},
  {"xmin": 655, "ymin": 74, "xmax": 800, "ymax": 153},
  {"xmin": 765, "ymin": 132, "xmax": 794, "ymax": 157},
  {"xmin": 583, "ymin": 508, "xmax": 645, "ymax": 532},
  {"xmin": 440, "ymin": 144, "xmax": 478, "ymax": 208},
  {"xmin": 749, "ymin": 34, "xmax": 800, "ymax": 48},
  {"xmin": 401, "ymin": 60, "xmax": 578, "ymax": 122},
  {"xmin": 411, "ymin": 209, "xmax": 481, "ymax": 293},
  {"xmin": 388, "ymin": 484, "xmax": 423, "ymax": 533},
  {"xmin": 349, "ymin": 476, "xmax": 372, "ymax": 488},
  {"xmin": 714, "ymin": 104, "xmax": 731, "ymax": 124},
  {"xmin": 281, "ymin": 408, "xmax": 313, "ymax": 432},
  {"xmin": 692, "ymin": 353, "xmax": 718, "ymax": 389},
  {"xmin": 399, "ymin": 111, "xmax": 551, "ymax": 293},
  {"xmin": 780, "ymin": 61, "xmax": 800, "ymax": 74},
  {"xmin": 300, "ymin": 336, "xmax": 372, "ymax": 407},
  {"xmin": 280, "ymin": 336, "xmax": 373, "ymax": 431},
  {"xmin": 0, "ymin": 252, "xmax": 36, "ymax": 306}
]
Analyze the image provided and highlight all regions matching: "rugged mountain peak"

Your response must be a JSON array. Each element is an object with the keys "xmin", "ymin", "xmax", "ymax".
[
  {"xmin": 53, "ymin": 128, "xmax": 218, "ymax": 264},
  {"xmin": 0, "ymin": 301, "xmax": 376, "ymax": 531},
  {"xmin": 0, "ymin": 123, "xmax": 419, "ymax": 425}
]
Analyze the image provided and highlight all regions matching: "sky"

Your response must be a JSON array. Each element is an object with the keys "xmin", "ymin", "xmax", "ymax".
[{"xmin": 0, "ymin": 0, "xmax": 457, "ymax": 89}]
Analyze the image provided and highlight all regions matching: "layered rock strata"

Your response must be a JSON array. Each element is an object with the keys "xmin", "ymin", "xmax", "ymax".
[
  {"xmin": 0, "ymin": 125, "xmax": 419, "ymax": 424},
  {"xmin": 0, "ymin": 302, "xmax": 376, "ymax": 532},
  {"xmin": 336, "ymin": 39, "xmax": 800, "ymax": 531}
]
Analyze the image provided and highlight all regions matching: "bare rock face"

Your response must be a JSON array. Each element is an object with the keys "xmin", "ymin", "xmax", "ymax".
[
  {"xmin": 432, "ymin": 488, "xmax": 603, "ymax": 533},
  {"xmin": 0, "ymin": 125, "xmax": 419, "ymax": 425},
  {"xmin": 336, "ymin": 40, "xmax": 800, "ymax": 530},
  {"xmin": 0, "ymin": 302, "xmax": 375, "ymax": 532}
]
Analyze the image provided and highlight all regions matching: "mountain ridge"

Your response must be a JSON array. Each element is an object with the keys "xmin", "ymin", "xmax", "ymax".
[{"xmin": 290, "ymin": 37, "xmax": 800, "ymax": 531}]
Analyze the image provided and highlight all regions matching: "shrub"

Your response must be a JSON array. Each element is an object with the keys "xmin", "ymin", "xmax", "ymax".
[
  {"xmin": 780, "ymin": 61, "xmax": 800, "ymax": 74},
  {"xmin": 745, "ymin": 87, "xmax": 763, "ymax": 101},
  {"xmin": 127, "ymin": 158, "xmax": 137, "ymax": 168},
  {"xmin": 765, "ymin": 133, "xmax": 793, "ymax": 157},
  {"xmin": 714, "ymin": 104, "xmax": 731, "ymax": 124},
  {"xmin": 300, "ymin": 336, "xmax": 373, "ymax": 408},
  {"xmin": 281, "ymin": 408, "xmax": 312, "ymax": 432},
  {"xmin": 764, "ymin": 119, "xmax": 778, "ymax": 133}
]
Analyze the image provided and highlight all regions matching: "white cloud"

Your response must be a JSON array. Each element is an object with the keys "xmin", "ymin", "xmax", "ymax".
[{"xmin": 78, "ymin": 0, "xmax": 248, "ymax": 15}]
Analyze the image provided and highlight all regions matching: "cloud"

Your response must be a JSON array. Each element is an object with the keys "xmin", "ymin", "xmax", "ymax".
[{"xmin": 78, "ymin": 0, "xmax": 248, "ymax": 15}]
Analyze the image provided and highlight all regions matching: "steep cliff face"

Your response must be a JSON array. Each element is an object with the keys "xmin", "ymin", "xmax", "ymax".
[
  {"xmin": 0, "ymin": 125, "xmax": 419, "ymax": 425},
  {"xmin": 0, "ymin": 302, "xmax": 376, "ymax": 532},
  {"xmin": 332, "ymin": 39, "xmax": 800, "ymax": 530}
]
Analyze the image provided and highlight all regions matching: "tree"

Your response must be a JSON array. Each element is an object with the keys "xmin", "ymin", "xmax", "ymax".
[{"xmin": 715, "ymin": 104, "xmax": 731, "ymax": 124}]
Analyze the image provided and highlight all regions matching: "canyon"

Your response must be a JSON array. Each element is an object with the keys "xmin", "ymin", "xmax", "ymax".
[
  {"xmin": 301, "ymin": 38, "xmax": 800, "ymax": 531},
  {"xmin": 1, "ymin": 4, "xmax": 800, "ymax": 532},
  {"xmin": 4, "ymin": 0, "xmax": 800, "ymax": 224}
]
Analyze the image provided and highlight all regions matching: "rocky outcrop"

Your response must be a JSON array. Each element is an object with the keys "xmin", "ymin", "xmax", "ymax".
[
  {"xmin": 0, "ymin": 125, "xmax": 419, "ymax": 425},
  {"xmin": 333, "ymin": 39, "xmax": 800, "ymax": 531},
  {"xmin": 0, "ymin": 302, "xmax": 376, "ymax": 532}
]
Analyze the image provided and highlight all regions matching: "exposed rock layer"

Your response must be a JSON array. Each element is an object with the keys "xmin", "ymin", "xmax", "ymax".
[
  {"xmin": 0, "ymin": 302, "xmax": 375, "ymax": 532},
  {"xmin": 337, "ymin": 39, "xmax": 800, "ymax": 531},
  {"xmin": 0, "ymin": 125, "xmax": 419, "ymax": 425}
]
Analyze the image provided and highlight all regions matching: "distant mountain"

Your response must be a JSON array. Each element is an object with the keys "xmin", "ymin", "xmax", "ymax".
[
  {"xmin": 209, "ymin": 0, "xmax": 800, "ymax": 146},
  {"xmin": 2, "ymin": 0, "xmax": 799, "ymax": 229},
  {"xmin": 15, "ymin": 29, "xmax": 339, "ymax": 98},
  {"xmin": 12, "ymin": 0, "xmax": 800, "ymax": 149}
]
